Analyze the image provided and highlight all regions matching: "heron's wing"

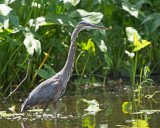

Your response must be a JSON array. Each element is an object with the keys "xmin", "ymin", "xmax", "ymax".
[{"xmin": 27, "ymin": 79, "xmax": 62, "ymax": 107}]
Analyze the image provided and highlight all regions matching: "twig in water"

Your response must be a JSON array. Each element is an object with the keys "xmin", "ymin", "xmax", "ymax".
[{"xmin": 4, "ymin": 58, "xmax": 31, "ymax": 101}]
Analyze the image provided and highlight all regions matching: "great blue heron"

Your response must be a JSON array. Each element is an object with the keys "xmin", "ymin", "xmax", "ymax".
[{"xmin": 21, "ymin": 21, "xmax": 108, "ymax": 118}]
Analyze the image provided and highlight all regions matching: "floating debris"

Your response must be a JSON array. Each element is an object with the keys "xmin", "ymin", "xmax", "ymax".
[{"xmin": 81, "ymin": 99, "xmax": 101, "ymax": 115}]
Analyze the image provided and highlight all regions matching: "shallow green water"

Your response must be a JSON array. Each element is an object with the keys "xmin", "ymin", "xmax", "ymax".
[{"xmin": 1, "ymin": 86, "xmax": 160, "ymax": 128}]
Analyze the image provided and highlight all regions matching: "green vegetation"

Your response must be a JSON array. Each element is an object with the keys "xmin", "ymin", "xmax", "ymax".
[{"xmin": 0, "ymin": 0, "xmax": 160, "ymax": 96}]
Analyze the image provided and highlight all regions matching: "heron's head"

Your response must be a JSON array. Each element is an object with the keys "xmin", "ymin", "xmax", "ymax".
[{"xmin": 77, "ymin": 21, "xmax": 109, "ymax": 31}]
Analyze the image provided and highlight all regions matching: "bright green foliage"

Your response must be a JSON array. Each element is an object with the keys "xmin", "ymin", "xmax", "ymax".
[
  {"xmin": 132, "ymin": 33, "xmax": 151, "ymax": 52},
  {"xmin": 122, "ymin": 1, "xmax": 145, "ymax": 20},
  {"xmin": 81, "ymin": 39, "xmax": 95, "ymax": 56},
  {"xmin": 35, "ymin": 64, "xmax": 56, "ymax": 79},
  {"xmin": 125, "ymin": 28, "xmax": 151, "ymax": 85},
  {"xmin": 69, "ymin": 9, "xmax": 103, "ymax": 24}
]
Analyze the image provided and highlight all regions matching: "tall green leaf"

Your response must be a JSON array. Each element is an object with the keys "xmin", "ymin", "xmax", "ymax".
[
  {"xmin": 35, "ymin": 64, "xmax": 56, "ymax": 79},
  {"xmin": 142, "ymin": 13, "xmax": 160, "ymax": 25},
  {"xmin": 135, "ymin": 0, "xmax": 152, "ymax": 9},
  {"xmin": 33, "ymin": 14, "xmax": 77, "ymax": 31},
  {"xmin": 151, "ymin": 18, "xmax": 160, "ymax": 32},
  {"xmin": 68, "ymin": 9, "xmax": 103, "ymax": 24},
  {"xmin": 132, "ymin": 33, "xmax": 151, "ymax": 52},
  {"xmin": 0, "ymin": 4, "xmax": 19, "ymax": 28},
  {"xmin": 122, "ymin": 1, "xmax": 145, "ymax": 21},
  {"xmin": 81, "ymin": 39, "xmax": 95, "ymax": 56}
]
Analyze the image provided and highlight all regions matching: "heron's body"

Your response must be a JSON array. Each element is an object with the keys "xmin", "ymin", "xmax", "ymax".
[
  {"xmin": 21, "ymin": 73, "xmax": 65, "ymax": 112},
  {"xmin": 21, "ymin": 21, "xmax": 108, "ymax": 117}
]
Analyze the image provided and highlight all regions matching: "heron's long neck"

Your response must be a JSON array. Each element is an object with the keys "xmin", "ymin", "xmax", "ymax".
[{"xmin": 61, "ymin": 26, "xmax": 80, "ymax": 82}]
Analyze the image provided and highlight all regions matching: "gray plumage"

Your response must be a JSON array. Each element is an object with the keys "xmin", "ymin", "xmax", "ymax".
[{"xmin": 21, "ymin": 21, "xmax": 108, "ymax": 116}]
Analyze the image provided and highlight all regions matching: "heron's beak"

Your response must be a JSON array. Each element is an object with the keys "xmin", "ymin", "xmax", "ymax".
[{"xmin": 91, "ymin": 24, "xmax": 109, "ymax": 30}]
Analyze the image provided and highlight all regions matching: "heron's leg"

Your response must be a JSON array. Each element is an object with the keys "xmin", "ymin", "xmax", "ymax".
[
  {"xmin": 41, "ymin": 103, "xmax": 50, "ymax": 118},
  {"xmin": 53, "ymin": 101, "xmax": 58, "ymax": 118},
  {"xmin": 54, "ymin": 118, "xmax": 57, "ymax": 128}
]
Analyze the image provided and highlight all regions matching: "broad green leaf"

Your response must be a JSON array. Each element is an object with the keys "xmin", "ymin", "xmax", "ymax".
[
  {"xmin": 51, "ymin": 38, "xmax": 64, "ymax": 54},
  {"xmin": 122, "ymin": 2, "xmax": 145, "ymax": 21},
  {"xmin": 133, "ymin": 33, "xmax": 141, "ymax": 47},
  {"xmin": 142, "ymin": 13, "xmax": 160, "ymax": 25},
  {"xmin": 0, "ymin": 4, "xmax": 19, "ymax": 28},
  {"xmin": 34, "ymin": 15, "xmax": 77, "ymax": 31},
  {"xmin": 126, "ymin": 27, "xmax": 141, "ymax": 42},
  {"xmin": 104, "ymin": 54, "xmax": 113, "ymax": 67},
  {"xmin": 35, "ymin": 69, "xmax": 50, "ymax": 79},
  {"xmin": 135, "ymin": 0, "xmax": 152, "ymax": 9},
  {"xmin": 23, "ymin": 33, "xmax": 41, "ymax": 56},
  {"xmin": 151, "ymin": 18, "xmax": 160, "ymax": 32},
  {"xmin": 68, "ymin": 9, "xmax": 103, "ymax": 24},
  {"xmin": 35, "ymin": 64, "xmax": 56, "ymax": 79},
  {"xmin": 63, "ymin": 0, "xmax": 80, "ymax": 6},
  {"xmin": 44, "ymin": 64, "xmax": 56, "ymax": 76},
  {"xmin": 3, "ymin": 0, "xmax": 16, "ymax": 5},
  {"xmin": 81, "ymin": 39, "xmax": 95, "ymax": 55},
  {"xmin": 122, "ymin": 102, "xmax": 132, "ymax": 113},
  {"xmin": 141, "ymin": 40, "xmax": 151, "ymax": 48},
  {"xmin": 8, "ymin": 10, "xmax": 19, "ymax": 27}
]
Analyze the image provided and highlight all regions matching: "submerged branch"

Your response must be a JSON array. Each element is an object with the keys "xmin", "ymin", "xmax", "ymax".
[{"xmin": 4, "ymin": 58, "xmax": 31, "ymax": 101}]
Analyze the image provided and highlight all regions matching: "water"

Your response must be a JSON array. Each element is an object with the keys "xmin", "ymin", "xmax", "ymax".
[{"xmin": 1, "ymin": 85, "xmax": 160, "ymax": 128}]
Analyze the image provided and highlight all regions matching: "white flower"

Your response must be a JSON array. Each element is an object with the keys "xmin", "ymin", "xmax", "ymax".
[{"xmin": 125, "ymin": 50, "xmax": 135, "ymax": 58}]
